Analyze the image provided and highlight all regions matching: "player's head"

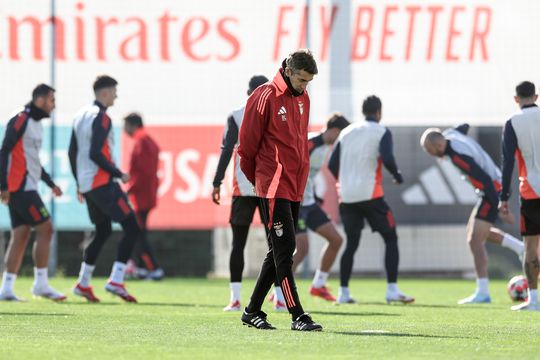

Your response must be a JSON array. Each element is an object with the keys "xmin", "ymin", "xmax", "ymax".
[
  {"xmin": 247, "ymin": 75, "xmax": 269, "ymax": 96},
  {"xmin": 514, "ymin": 81, "xmax": 537, "ymax": 107},
  {"xmin": 123, "ymin": 112, "xmax": 143, "ymax": 137},
  {"xmin": 93, "ymin": 75, "xmax": 118, "ymax": 107},
  {"xmin": 362, "ymin": 95, "xmax": 382, "ymax": 122},
  {"xmin": 323, "ymin": 112, "xmax": 350, "ymax": 145},
  {"xmin": 284, "ymin": 49, "xmax": 318, "ymax": 93},
  {"xmin": 32, "ymin": 83, "xmax": 56, "ymax": 115},
  {"xmin": 420, "ymin": 128, "xmax": 447, "ymax": 157}
]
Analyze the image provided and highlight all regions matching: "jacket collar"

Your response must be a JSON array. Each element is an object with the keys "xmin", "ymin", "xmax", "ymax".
[
  {"xmin": 132, "ymin": 127, "xmax": 146, "ymax": 140},
  {"xmin": 521, "ymin": 103, "xmax": 538, "ymax": 110},
  {"xmin": 274, "ymin": 59, "xmax": 303, "ymax": 97},
  {"xmin": 94, "ymin": 100, "xmax": 108, "ymax": 111},
  {"xmin": 26, "ymin": 102, "xmax": 49, "ymax": 121}
]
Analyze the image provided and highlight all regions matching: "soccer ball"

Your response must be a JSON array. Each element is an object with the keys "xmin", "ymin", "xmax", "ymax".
[{"xmin": 507, "ymin": 275, "xmax": 528, "ymax": 302}]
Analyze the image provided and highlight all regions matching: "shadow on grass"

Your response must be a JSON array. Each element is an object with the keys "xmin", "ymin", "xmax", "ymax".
[
  {"xmin": 331, "ymin": 331, "xmax": 475, "ymax": 339},
  {"xmin": 136, "ymin": 302, "xmax": 224, "ymax": 309},
  {"xmin": 311, "ymin": 311, "xmax": 400, "ymax": 317},
  {"xmin": 360, "ymin": 302, "xmax": 467, "ymax": 309},
  {"xmin": 0, "ymin": 312, "xmax": 72, "ymax": 317}
]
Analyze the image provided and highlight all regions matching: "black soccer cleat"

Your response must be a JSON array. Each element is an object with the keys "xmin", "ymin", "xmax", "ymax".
[
  {"xmin": 241, "ymin": 309, "xmax": 276, "ymax": 330},
  {"xmin": 291, "ymin": 313, "xmax": 323, "ymax": 331}
]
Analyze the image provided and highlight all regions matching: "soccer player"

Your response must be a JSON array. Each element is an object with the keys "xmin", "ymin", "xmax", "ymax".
[
  {"xmin": 500, "ymin": 81, "xmax": 540, "ymax": 311},
  {"xmin": 0, "ymin": 84, "xmax": 66, "ymax": 301},
  {"xmin": 421, "ymin": 124, "xmax": 524, "ymax": 304},
  {"xmin": 69, "ymin": 75, "xmax": 141, "ymax": 303},
  {"xmin": 238, "ymin": 49, "xmax": 323, "ymax": 331},
  {"xmin": 123, "ymin": 113, "xmax": 164, "ymax": 281},
  {"xmin": 328, "ymin": 95, "xmax": 414, "ymax": 305},
  {"xmin": 212, "ymin": 75, "xmax": 289, "ymax": 312},
  {"xmin": 292, "ymin": 113, "xmax": 350, "ymax": 302}
]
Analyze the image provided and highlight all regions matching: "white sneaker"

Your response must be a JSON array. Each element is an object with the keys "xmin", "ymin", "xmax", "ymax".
[
  {"xmin": 457, "ymin": 292, "xmax": 491, "ymax": 305},
  {"xmin": 511, "ymin": 302, "xmax": 540, "ymax": 311},
  {"xmin": 148, "ymin": 268, "xmax": 165, "ymax": 281},
  {"xmin": 31, "ymin": 285, "xmax": 67, "ymax": 301},
  {"xmin": 223, "ymin": 300, "xmax": 241, "ymax": 312},
  {"xmin": 274, "ymin": 300, "xmax": 288, "ymax": 312},
  {"xmin": 0, "ymin": 291, "xmax": 26, "ymax": 302},
  {"xmin": 335, "ymin": 294, "xmax": 357, "ymax": 305},
  {"xmin": 386, "ymin": 292, "xmax": 415, "ymax": 304}
]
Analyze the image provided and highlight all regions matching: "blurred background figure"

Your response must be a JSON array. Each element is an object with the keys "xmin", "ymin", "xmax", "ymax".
[{"xmin": 123, "ymin": 112, "xmax": 164, "ymax": 281}]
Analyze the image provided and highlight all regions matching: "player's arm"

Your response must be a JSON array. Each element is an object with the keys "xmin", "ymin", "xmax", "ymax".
[
  {"xmin": 0, "ymin": 114, "xmax": 29, "ymax": 192},
  {"xmin": 40, "ymin": 167, "xmax": 56, "ymax": 188},
  {"xmin": 213, "ymin": 115, "xmax": 238, "ymax": 188},
  {"xmin": 500, "ymin": 120, "xmax": 517, "ymax": 202},
  {"xmin": 89, "ymin": 112, "xmax": 123, "ymax": 178},
  {"xmin": 454, "ymin": 123, "xmax": 470, "ymax": 135},
  {"xmin": 238, "ymin": 89, "xmax": 269, "ymax": 185},
  {"xmin": 379, "ymin": 129, "xmax": 403, "ymax": 184},
  {"xmin": 451, "ymin": 152, "xmax": 498, "ymax": 206},
  {"xmin": 327, "ymin": 142, "xmax": 341, "ymax": 180}
]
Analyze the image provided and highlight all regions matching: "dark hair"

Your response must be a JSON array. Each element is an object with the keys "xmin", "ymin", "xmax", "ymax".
[
  {"xmin": 362, "ymin": 95, "xmax": 382, "ymax": 117},
  {"xmin": 248, "ymin": 75, "xmax": 269, "ymax": 94},
  {"xmin": 93, "ymin": 75, "xmax": 118, "ymax": 93},
  {"xmin": 32, "ymin": 83, "xmax": 55, "ymax": 101},
  {"xmin": 326, "ymin": 112, "xmax": 350, "ymax": 130},
  {"xmin": 286, "ymin": 49, "xmax": 318, "ymax": 75},
  {"xmin": 516, "ymin": 81, "xmax": 536, "ymax": 98},
  {"xmin": 124, "ymin": 112, "xmax": 143, "ymax": 128}
]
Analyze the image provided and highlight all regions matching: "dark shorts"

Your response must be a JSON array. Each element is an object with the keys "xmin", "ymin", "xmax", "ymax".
[
  {"xmin": 473, "ymin": 195, "xmax": 499, "ymax": 223},
  {"xmin": 296, "ymin": 203, "xmax": 331, "ymax": 234},
  {"xmin": 339, "ymin": 197, "xmax": 396, "ymax": 234},
  {"xmin": 229, "ymin": 196, "xmax": 263, "ymax": 226},
  {"xmin": 520, "ymin": 198, "xmax": 540, "ymax": 236},
  {"xmin": 84, "ymin": 182, "xmax": 134, "ymax": 224},
  {"xmin": 8, "ymin": 191, "xmax": 50, "ymax": 229}
]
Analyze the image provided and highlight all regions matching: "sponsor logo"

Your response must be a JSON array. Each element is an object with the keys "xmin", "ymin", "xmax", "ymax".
[
  {"xmin": 298, "ymin": 101, "xmax": 304, "ymax": 115},
  {"xmin": 278, "ymin": 106, "xmax": 287, "ymax": 122},
  {"xmin": 273, "ymin": 221, "xmax": 284, "ymax": 237}
]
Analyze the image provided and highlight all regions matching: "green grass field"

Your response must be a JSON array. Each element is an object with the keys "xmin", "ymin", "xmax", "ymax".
[{"xmin": 0, "ymin": 277, "xmax": 538, "ymax": 359}]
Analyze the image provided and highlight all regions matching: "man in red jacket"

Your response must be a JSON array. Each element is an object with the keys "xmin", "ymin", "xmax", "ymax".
[
  {"xmin": 123, "ymin": 113, "xmax": 164, "ymax": 280},
  {"xmin": 238, "ymin": 49, "xmax": 322, "ymax": 331}
]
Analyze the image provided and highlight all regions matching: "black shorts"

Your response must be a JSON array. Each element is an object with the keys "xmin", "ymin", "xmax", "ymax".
[
  {"xmin": 84, "ymin": 182, "xmax": 134, "ymax": 224},
  {"xmin": 296, "ymin": 203, "xmax": 331, "ymax": 234},
  {"xmin": 473, "ymin": 195, "xmax": 499, "ymax": 223},
  {"xmin": 229, "ymin": 196, "xmax": 263, "ymax": 226},
  {"xmin": 520, "ymin": 198, "xmax": 540, "ymax": 236},
  {"xmin": 8, "ymin": 191, "xmax": 50, "ymax": 229},
  {"xmin": 339, "ymin": 197, "xmax": 396, "ymax": 234}
]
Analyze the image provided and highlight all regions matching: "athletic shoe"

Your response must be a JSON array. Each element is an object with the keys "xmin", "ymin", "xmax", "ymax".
[
  {"xmin": 386, "ymin": 292, "xmax": 415, "ymax": 304},
  {"xmin": 135, "ymin": 267, "xmax": 149, "ymax": 280},
  {"xmin": 104, "ymin": 282, "xmax": 137, "ymax": 303},
  {"xmin": 0, "ymin": 291, "xmax": 26, "ymax": 302},
  {"xmin": 72, "ymin": 283, "xmax": 100, "ymax": 303},
  {"xmin": 457, "ymin": 292, "xmax": 491, "ymax": 305},
  {"xmin": 310, "ymin": 286, "xmax": 336, "ymax": 302},
  {"xmin": 31, "ymin": 285, "xmax": 67, "ymax": 301},
  {"xmin": 223, "ymin": 300, "xmax": 241, "ymax": 312},
  {"xmin": 511, "ymin": 302, "xmax": 540, "ymax": 311},
  {"xmin": 274, "ymin": 300, "xmax": 287, "ymax": 312},
  {"xmin": 291, "ymin": 313, "xmax": 323, "ymax": 331},
  {"xmin": 125, "ymin": 260, "xmax": 137, "ymax": 279},
  {"xmin": 241, "ymin": 309, "xmax": 276, "ymax": 330},
  {"xmin": 335, "ymin": 294, "xmax": 357, "ymax": 305},
  {"xmin": 148, "ymin": 268, "xmax": 165, "ymax": 281}
]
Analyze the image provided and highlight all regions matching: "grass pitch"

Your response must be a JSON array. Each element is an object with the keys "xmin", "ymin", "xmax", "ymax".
[{"xmin": 0, "ymin": 277, "xmax": 537, "ymax": 359}]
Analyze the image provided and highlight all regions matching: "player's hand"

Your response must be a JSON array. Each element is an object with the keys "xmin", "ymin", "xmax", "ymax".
[
  {"xmin": 212, "ymin": 186, "xmax": 221, "ymax": 205},
  {"xmin": 393, "ymin": 172, "xmax": 403, "ymax": 185},
  {"xmin": 77, "ymin": 191, "xmax": 85, "ymax": 203},
  {"xmin": 0, "ymin": 190, "xmax": 9, "ymax": 204},
  {"xmin": 121, "ymin": 173, "xmax": 131, "ymax": 183},
  {"xmin": 498, "ymin": 201, "xmax": 514, "ymax": 224},
  {"xmin": 52, "ymin": 186, "xmax": 63, "ymax": 197}
]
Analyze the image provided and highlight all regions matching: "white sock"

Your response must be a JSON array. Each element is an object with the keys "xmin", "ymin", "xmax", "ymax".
[
  {"xmin": 109, "ymin": 261, "xmax": 127, "ymax": 284},
  {"xmin": 501, "ymin": 233, "xmax": 524, "ymax": 255},
  {"xmin": 230, "ymin": 282, "xmax": 241, "ymax": 302},
  {"xmin": 529, "ymin": 289, "xmax": 539, "ymax": 304},
  {"xmin": 387, "ymin": 282, "xmax": 399, "ymax": 294},
  {"xmin": 77, "ymin": 262, "xmax": 95, "ymax": 288},
  {"xmin": 476, "ymin": 278, "xmax": 489, "ymax": 295},
  {"xmin": 33, "ymin": 267, "xmax": 48, "ymax": 288},
  {"xmin": 0, "ymin": 272, "xmax": 17, "ymax": 294},
  {"xmin": 312, "ymin": 270, "xmax": 329, "ymax": 288},
  {"xmin": 274, "ymin": 286, "xmax": 285, "ymax": 303},
  {"xmin": 339, "ymin": 286, "xmax": 350, "ymax": 298}
]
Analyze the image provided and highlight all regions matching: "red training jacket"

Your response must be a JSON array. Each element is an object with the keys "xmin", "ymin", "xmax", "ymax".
[
  {"xmin": 127, "ymin": 128, "xmax": 160, "ymax": 211},
  {"xmin": 238, "ymin": 69, "xmax": 310, "ymax": 202}
]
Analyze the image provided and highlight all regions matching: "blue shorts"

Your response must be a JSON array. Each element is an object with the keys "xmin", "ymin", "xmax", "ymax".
[
  {"xmin": 8, "ymin": 190, "xmax": 50, "ymax": 229},
  {"xmin": 296, "ymin": 203, "xmax": 331, "ymax": 234}
]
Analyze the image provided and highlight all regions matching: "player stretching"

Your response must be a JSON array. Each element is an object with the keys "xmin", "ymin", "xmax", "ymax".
[
  {"xmin": 69, "ymin": 75, "xmax": 141, "ymax": 303},
  {"xmin": 0, "ymin": 84, "xmax": 65, "ymax": 301},
  {"xmin": 238, "ymin": 50, "xmax": 322, "ymax": 331},
  {"xmin": 500, "ymin": 81, "xmax": 540, "ymax": 311},
  {"xmin": 421, "ymin": 124, "xmax": 523, "ymax": 304},
  {"xmin": 328, "ymin": 95, "xmax": 414, "ymax": 305},
  {"xmin": 292, "ymin": 113, "xmax": 350, "ymax": 302}
]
